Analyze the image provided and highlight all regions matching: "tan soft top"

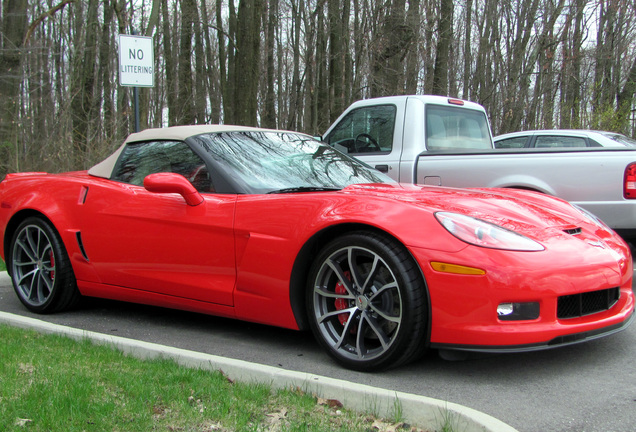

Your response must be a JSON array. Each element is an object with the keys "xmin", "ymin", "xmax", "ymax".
[{"xmin": 87, "ymin": 125, "xmax": 281, "ymax": 179}]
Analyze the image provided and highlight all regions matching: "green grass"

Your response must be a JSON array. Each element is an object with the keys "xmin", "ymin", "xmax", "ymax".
[
  {"xmin": 0, "ymin": 259, "xmax": 5, "ymax": 271},
  {"xmin": 0, "ymin": 325, "xmax": 424, "ymax": 432}
]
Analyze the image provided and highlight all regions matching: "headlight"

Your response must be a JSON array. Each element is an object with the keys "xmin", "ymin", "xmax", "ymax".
[
  {"xmin": 572, "ymin": 204, "xmax": 610, "ymax": 230},
  {"xmin": 435, "ymin": 212, "xmax": 545, "ymax": 251}
]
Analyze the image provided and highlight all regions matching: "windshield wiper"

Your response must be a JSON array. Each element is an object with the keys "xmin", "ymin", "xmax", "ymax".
[{"xmin": 267, "ymin": 186, "xmax": 341, "ymax": 194}]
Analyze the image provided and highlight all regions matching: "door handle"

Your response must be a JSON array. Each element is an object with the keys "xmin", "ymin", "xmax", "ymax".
[{"xmin": 374, "ymin": 164, "xmax": 389, "ymax": 173}]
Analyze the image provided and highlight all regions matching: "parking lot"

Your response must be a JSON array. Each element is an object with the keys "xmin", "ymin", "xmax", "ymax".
[{"xmin": 0, "ymin": 269, "xmax": 634, "ymax": 432}]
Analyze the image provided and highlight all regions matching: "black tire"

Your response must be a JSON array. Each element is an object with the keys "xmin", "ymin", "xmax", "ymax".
[
  {"xmin": 8, "ymin": 217, "xmax": 80, "ymax": 313},
  {"xmin": 306, "ymin": 231, "xmax": 428, "ymax": 371}
]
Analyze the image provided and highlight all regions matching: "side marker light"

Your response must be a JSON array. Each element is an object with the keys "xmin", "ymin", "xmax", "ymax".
[{"xmin": 430, "ymin": 262, "xmax": 486, "ymax": 275}]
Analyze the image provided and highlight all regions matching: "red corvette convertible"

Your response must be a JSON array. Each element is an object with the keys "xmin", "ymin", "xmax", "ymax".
[{"xmin": 0, "ymin": 126, "xmax": 634, "ymax": 371}]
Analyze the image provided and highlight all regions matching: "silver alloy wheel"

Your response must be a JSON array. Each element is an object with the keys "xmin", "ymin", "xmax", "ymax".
[
  {"xmin": 312, "ymin": 245, "xmax": 403, "ymax": 361},
  {"xmin": 11, "ymin": 224, "xmax": 57, "ymax": 307}
]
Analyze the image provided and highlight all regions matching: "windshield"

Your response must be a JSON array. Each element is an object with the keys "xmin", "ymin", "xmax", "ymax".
[{"xmin": 191, "ymin": 131, "xmax": 393, "ymax": 193}]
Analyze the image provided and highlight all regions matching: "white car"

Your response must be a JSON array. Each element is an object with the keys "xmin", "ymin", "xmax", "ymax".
[{"xmin": 495, "ymin": 130, "xmax": 636, "ymax": 149}]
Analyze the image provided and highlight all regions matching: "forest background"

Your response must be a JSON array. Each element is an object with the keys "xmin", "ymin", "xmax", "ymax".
[{"xmin": 1, "ymin": 0, "xmax": 636, "ymax": 177}]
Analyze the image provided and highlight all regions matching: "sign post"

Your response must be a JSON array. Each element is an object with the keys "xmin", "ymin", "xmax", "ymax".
[{"xmin": 118, "ymin": 34, "xmax": 154, "ymax": 132}]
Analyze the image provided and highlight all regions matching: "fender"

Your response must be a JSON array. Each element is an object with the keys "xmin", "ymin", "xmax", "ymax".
[
  {"xmin": 1, "ymin": 173, "xmax": 102, "ymax": 283},
  {"xmin": 486, "ymin": 174, "xmax": 557, "ymax": 195}
]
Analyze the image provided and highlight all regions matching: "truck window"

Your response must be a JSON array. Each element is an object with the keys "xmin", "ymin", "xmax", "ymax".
[
  {"xmin": 425, "ymin": 105, "xmax": 491, "ymax": 150},
  {"xmin": 325, "ymin": 105, "xmax": 396, "ymax": 154}
]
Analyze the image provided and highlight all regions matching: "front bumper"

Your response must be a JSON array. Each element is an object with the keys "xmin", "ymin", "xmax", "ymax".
[
  {"xmin": 410, "ymin": 233, "xmax": 635, "ymax": 350},
  {"xmin": 431, "ymin": 308, "xmax": 634, "ymax": 353}
]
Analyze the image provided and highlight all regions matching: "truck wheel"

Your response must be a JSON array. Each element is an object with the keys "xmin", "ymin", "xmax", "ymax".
[
  {"xmin": 9, "ymin": 217, "xmax": 80, "ymax": 313},
  {"xmin": 307, "ymin": 231, "xmax": 428, "ymax": 371}
]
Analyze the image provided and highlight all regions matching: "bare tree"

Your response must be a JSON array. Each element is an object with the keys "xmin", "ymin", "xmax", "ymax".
[
  {"xmin": 3, "ymin": 0, "xmax": 636, "ymax": 179},
  {"xmin": 431, "ymin": 0, "xmax": 453, "ymax": 96},
  {"xmin": 70, "ymin": 0, "xmax": 100, "ymax": 169},
  {"xmin": 559, "ymin": 0, "xmax": 588, "ymax": 129},
  {"xmin": 0, "ymin": 0, "xmax": 29, "ymax": 173},
  {"xmin": 370, "ymin": 0, "xmax": 413, "ymax": 97}
]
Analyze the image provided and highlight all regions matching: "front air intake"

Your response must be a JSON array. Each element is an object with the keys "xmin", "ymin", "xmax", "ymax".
[{"xmin": 557, "ymin": 287, "xmax": 620, "ymax": 319}]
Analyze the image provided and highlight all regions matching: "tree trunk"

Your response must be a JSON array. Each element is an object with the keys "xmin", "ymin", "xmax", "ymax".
[
  {"xmin": 316, "ymin": 3, "xmax": 329, "ymax": 132},
  {"xmin": 161, "ymin": 0, "xmax": 177, "ymax": 125},
  {"xmin": 99, "ymin": 3, "xmax": 115, "ymax": 138},
  {"xmin": 200, "ymin": 0, "xmax": 220, "ymax": 123},
  {"xmin": 0, "ymin": 0, "xmax": 28, "ymax": 174},
  {"xmin": 263, "ymin": 0, "xmax": 278, "ymax": 128},
  {"xmin": 617, "ymin": 57, "xmax": 636, "ymax": 132},
  {"xmin": 497, "ymin": 0, "xmax": 540, "ymax": 133},
  {"xmin": 233, "ymin": 0, "xmax": 263, "ymax": 126},
  {"xmin": 176, "ymin": 0, "xmax": 195, "ymax": 125},
  {"xmin": 328, "ymin": 0, "xmax": 344, "ymax": 121},
  {"xmin": 371, "ymin": 0, "xmax": 412, "ymax": 97},
  {"xmin": 461, "ymin": 0, "xmax": 473, "ymax": 99},
  {"xmin": 431, "ymin": 0, "xmax": 453, "ymax": 96},
  {"xmin": 193, "ymin": 4, "xmax": 206, "ymax": 124},
  {"xmin": 71, "ymin": 0, "xmax": 100, "ymax": 169}
]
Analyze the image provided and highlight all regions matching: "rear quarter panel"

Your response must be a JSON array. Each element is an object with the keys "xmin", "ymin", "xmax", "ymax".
[{"xmin": 0, "ymin": 173, "xmax": 100, "ymax": 280}]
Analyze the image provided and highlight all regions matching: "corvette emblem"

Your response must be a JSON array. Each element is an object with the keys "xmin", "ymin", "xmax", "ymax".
[{"xmin": 586, "ymin": 240, "xmax": 606, "ymax": 249}]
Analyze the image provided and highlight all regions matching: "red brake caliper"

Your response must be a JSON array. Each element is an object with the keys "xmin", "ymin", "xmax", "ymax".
[{"xmin": 334, "ymin": 271, "xmax": 351, "ymax": 326}]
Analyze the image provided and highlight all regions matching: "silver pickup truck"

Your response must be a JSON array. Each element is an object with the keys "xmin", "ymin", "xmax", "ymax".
[{"xmin": 322, "ymin": 95, "xmax": 636, "ymax": 238}]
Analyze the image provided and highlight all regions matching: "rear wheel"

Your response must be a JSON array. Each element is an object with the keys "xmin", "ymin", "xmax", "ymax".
[
  {"xmin": 9, "ymin": 217, "xmax": 80, "ymax": 313},
  {"xmin": 307, "ymin": 231, "xmax": 428, "ymax": 371}
]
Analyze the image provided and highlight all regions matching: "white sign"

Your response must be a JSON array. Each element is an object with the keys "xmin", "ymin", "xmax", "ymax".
[{"xmin": 118, "ymin": 34, "xmax": 154, "ymax": 87}]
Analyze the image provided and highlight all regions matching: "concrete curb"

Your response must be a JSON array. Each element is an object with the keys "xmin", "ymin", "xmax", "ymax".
[
  {"xmin": 0, "ymin": 272, "xmax": 517, "ymax": 432},
  {"xmin": 0, "ymin": 312, "xmax": 517, "ymax": 432}
]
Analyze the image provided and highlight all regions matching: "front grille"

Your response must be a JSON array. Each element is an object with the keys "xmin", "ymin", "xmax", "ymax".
[{"xmin": 557, "ymin": 287, "xmax": 620, "ymax": 319}]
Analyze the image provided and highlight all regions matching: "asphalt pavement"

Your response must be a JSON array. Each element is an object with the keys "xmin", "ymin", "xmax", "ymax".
[{"xmin": 1, "ymin": 270, "xmax": 635, "ymax": 432}]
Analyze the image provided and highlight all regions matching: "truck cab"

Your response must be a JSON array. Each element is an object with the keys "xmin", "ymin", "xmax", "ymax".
[{"xmin": 322, "ymin": 95, "xmax": 494, "ymax": 182}]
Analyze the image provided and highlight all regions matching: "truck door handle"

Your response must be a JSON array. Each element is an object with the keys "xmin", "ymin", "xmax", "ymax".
[{"xmin": 374, "ymin": 164, "xmax": 389, "ymax": 173}]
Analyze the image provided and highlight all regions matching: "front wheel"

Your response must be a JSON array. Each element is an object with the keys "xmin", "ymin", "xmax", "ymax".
[
  {"xmin": 9, "ymin": 217, "xmax": 80, "ymax": 313},
  {"xmin": 307, "ymin": 232, "xmax": 428, "ymax": 371}
]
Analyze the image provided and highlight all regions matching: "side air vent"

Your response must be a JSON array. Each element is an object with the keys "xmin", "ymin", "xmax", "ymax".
[
  {"xmin": 562, "ymin": 227, "xmax": 582, "ymax": 235},
  {"xmin": 75, "ymin": 232, "xmax": 90, "ymax": 261}
]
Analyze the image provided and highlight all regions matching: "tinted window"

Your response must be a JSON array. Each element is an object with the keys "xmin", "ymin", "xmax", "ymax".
[
  {"xmin": 112, "ymin": 140, "xmax": 213, "ymax": 192},
  {"xmin": 495, "ymin": 136, "xmax": 528, "ymax": 149},
  {"xmin": 325, "ymin": 105, "xmax": 396, "ymax": 154},
  {"xmin": 535, "ymin": 136, "xmax": 587, "ymax": 148},
  {"xmin": 425, "ymin": 105, "xmax": 491, "ymax": 150}
]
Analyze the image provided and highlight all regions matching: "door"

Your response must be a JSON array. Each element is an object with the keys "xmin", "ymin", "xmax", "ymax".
[
  {"xmin": 324, "ymin": 104, "xmax": 401, "ymax": 179},
  {"xmin": 78, "ymin": 140, "xmax": 237, "ymax": 306}
]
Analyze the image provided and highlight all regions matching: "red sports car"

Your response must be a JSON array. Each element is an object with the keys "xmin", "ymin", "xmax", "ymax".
[{"xmin": 0, "ymin": 126, "xmax": 633, "ymax": 371}]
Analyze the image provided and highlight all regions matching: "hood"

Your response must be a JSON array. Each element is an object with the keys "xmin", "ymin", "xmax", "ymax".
[{"xmin": 343, "ymin": 183, "xmax": 587, "ymax": 236}]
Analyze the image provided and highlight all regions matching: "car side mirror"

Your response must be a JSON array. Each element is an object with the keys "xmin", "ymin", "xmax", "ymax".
[{"xmin": 143, "ymin": 173, "xmax": 204, "ymax": 206}]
